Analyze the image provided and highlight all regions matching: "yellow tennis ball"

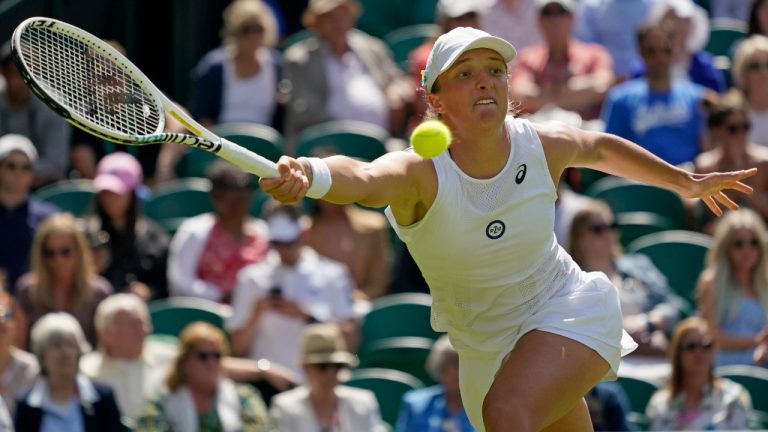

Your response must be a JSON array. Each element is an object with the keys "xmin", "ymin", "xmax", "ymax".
[{"xmin": 410, "ymin": 120, "xmax": 452, "ymax": 159}]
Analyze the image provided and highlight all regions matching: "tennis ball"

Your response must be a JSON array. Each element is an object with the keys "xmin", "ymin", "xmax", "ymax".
[{"xmin": 410, "ymin": 120, "xmax": 452, "ymax": 159}]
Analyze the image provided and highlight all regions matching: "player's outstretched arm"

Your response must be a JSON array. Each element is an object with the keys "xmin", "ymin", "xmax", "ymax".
[
  {"xmin": 259, "ymin": 151, "xmax": 426, "ymax": 209},
  {"xmin": 536, "ymin": 121, "xmax": 757, "ymax": 217}
]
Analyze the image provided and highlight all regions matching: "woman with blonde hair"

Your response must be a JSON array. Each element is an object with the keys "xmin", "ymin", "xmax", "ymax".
[
  {"xmin": 136, "ymin": 322, "xmax": 271, "ymax": 432},
  {"xmin": 646, "ymin": 317, "xmax": 753, "ymax": 430},
  {"xmin": 15, "ymin": 213, "xmax": 112, "ymax": 347},
  {"xmin": 696, "ymin": 208, "xmax": 768, "ymax": 367},
  {"xmin": 190, "ymin": 0, "xmax": 283, "ymax": 128},
  {"xmin": 731, "ymin": 34, "xmax": 768, "ymax": 147}
]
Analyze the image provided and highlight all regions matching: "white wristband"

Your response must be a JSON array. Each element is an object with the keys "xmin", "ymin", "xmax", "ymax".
[{"xmin": 300, "ymin": 157, "xmax": 332, "ymax": 199}]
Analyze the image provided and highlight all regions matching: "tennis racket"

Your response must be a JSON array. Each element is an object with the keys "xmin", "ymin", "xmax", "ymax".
[{"xmin": 11, "ymin": 17, "xmax": 279, "ymax": 178}]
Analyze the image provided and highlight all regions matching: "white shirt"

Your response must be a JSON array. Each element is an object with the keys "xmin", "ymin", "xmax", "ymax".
[
  {"xmin": 749, "ymin": 109, "xmax": 768, "ymax": 148},
  {"xmin": 323, "ymin": 51, "xmax": 389, "ymax": 129},
  {"xmin": 227, "ymin": 247, "xmax": 356, "ymax": 377},
  {"xmin": 480, "ymin": 0, "xmax": 541, "ymax": 50},
  {"xmin": 219, "ymin": 48, "xmax": 277, "ymax": 125}
]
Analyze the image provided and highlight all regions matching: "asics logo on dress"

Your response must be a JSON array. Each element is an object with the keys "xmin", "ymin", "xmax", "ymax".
[{"xmin": 516, "ymin": 164, "xmax": 527, "ymax": 184}]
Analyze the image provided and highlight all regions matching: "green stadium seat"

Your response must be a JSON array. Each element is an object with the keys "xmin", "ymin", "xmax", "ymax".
[
  {"xmin": 615, "ymin": 211, "xmax": 676, "ymax": 249},
  {"xmin": 617, "ymin": 376, "xmax": 659, "ymax": 431},
  {"xmin": 175, "ymin": 123, "xmax": 283, "ymax": 179},
  {"xmin": 384, "ymin": 24, "xmax": 439, "ymax": 71},
  {"xmin": 357, "ymin": 336, "xmax": 435, "ymax": 386},
  {"xmin": 574, "ymin": 168, "xmax": 609, "ymax": 194},
  {"xmin": 345, "ymin": 368, "xmax": 424, "ymax": 428},
  {"xmin": 295, "ymin": 120, "xmax": 389, "ymax": 162},
  {"xmin": 626, "ymin": 230, "xmax": 711, "ymax": 308},
  {"xmin": 359, "ymin": 293, "xmax": 441, "ymax": 354},
  {"xmin": 586, "ymin": 177, "xmax": 688, "ymax": 229},
  {"xmin": 716, "ymin": 365, "xmax": 768, "ymax": 429},
  {"xmin": 143, "ymin": 178, "xmax": 213, "ymax": 234},
  {"xmin": 705, "ymin": 18, "xmax": 746, "ymax": 58},
  {"xmin": 148, "ymin": 296, "xmax": 230, "ymax": 337},
  {"xmin": 33, "ymin": 179, "xmax": 95, "ymax": 216},
  {"xmin": 279, "ymin": 29, "xmax": 315, "ymax": 52}
]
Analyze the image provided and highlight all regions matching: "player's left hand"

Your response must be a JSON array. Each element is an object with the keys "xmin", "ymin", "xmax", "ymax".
[{"xmin": 679, "ymin": 168, "xmax": 757, "ymax": 216}]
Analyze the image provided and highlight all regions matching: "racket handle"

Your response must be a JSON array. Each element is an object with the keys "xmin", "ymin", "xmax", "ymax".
[{"xmin": 218, "ymin": 138, "xmax": 280, "ymax": 178}]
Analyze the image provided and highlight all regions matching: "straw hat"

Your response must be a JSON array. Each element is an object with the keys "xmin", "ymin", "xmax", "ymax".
[
  {"xmin": 302, "ymin": 324, "xmax": 358, "ymax": 367},
  {"xmin": 302, "ymin": 0, "xmax": 361, "ymax": 28}
]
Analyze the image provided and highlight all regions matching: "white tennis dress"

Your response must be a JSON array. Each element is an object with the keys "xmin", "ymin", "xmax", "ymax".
[{"xmin": 385, "ymin": 116, "xmax": 637, "ymax": 430}]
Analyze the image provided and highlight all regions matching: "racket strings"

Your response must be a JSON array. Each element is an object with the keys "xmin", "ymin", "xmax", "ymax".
[{"xmin": 18, "ymin": 27, "xmax": 162, "ymax": 136}]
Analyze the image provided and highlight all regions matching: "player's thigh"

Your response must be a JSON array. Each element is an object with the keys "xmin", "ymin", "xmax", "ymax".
[
  {"xmin": 541, "ymin": 398, "xmax": 593, "ymax": 432},
  {"xmin": 484, "ymin": 330, "xmax": 610, "ymax": 430}
]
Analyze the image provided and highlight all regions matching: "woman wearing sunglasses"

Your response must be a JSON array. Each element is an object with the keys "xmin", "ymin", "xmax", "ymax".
[
  {"xmin": 732, "ymin": 35, "xmax": 768, "ymax": 148},
  {"xmin": 568, "ymin": 200, "xmax": 684, "ymax": 361},
  {"xmin": 697, "ymin": 208, "xmax": 768, "ymax": 367},
  {"xmin": 14, "ymin": 213, "xmax": 113, "ymax": 348},
  {"xmin": 646, "ymin": 317, "xmax": 753, "ymax": 430},
  {"xmin": 136, "ymin": 322, "xmax": 271, "ymax": 432}
]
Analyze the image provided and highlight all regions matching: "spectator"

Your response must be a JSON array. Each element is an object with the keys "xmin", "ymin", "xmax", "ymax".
[
  {"xmin": 568, "ymin": 200, "xmax": 684, "ymax": 358},
  {"xmin": 696, "ymin": 208, "xmax": 768, "ymax": 367},
  {"xmin": 15, "ymin": 312, "xmax": 123, "ymax": 432},
  {"xmin": 0, "ymin": 134, "xmax": 57, "ymax": 290},
  {"xmin": 480, "ymin": 0, "xmax": 541, "ymax": 51},
  {"xmin": 636, "ymin": 0, "xmax": 726, "ymax": 93},
  {"xmin": 15, "ymin": 213, "xmax": 112, "ymax": 347},
  {"xmin": 509, "ymin": 0, "xmax": 615, "ymax": 121},
  {"xmin": 228, "ymin": 203, "xmax": 358, "ymax": 383},
  {"xmin": 747, "ymin": 0, "xmax": 768, "ymax": 37},
  {"xmin": 135, "ymin": 322, "xmax": 271, "ymax": 432},
  {"xmin": 167, "ymin": 161, "xmax": 269, "ymax": 304},
  {"xmin": 695, "ymin": 91, "xmax": 768, "ymax": 226},
  {"xmin": 0, "ymin": 291, "xmax": 39, "ymax": 417},
  {"xmin": 731, "ymin": 35, "xmax": 768, "ymax": 147},
  {"xmin": 270, "ymin": 323, "xmax": 387, "ymax": 432},
  {"xmin": 585, "ymin": 382, "xmax": 631, "ymax": 431},
  {"xmin": 575, "ymin": 0, "xmax": 656, "ymax": 81},
  {"xmin": 646, "ymin": 317, "xmax": 754, "ymax": 430},
  {"xmin": 190, "ymin": 0, "xmax": 284, "ymax": 129},
  {"xmin": 281, "ymin": 0, "xmax": 412, "ymax": 151},
  {"xmin": 82, "ymin": 152, "xmax": 169, "ymax": 300},
  {"xmin": 0, "ymin": 398, "xmax": 9, "ymax": 432},
  {"xmin": 396, "ymin": 335, "xmax": 474, "ymax": 432},
  {"xmin": 304, "ymin": 200, "xmax": 391, "ymax": 300},
  {"xmin": 709, "ymin": 0, "xmax": 751, "ymax": 22},
  {"xmin": 602, "ymin": 23, "xmax": 707, "ymax": 166},
  {"xmin": 0, "ymin": 41, "xmax": 70, "ymax": 187}
]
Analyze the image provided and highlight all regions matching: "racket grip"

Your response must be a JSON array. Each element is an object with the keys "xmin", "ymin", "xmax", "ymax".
[{"xmin": 217, "ymin": 138, "xmax": 280, "ymax": 178}]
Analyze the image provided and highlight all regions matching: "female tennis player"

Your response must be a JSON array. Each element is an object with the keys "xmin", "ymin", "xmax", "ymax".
[{"xmin": 261, "ymin": 27, "xmax": 756, "ymax": 431}]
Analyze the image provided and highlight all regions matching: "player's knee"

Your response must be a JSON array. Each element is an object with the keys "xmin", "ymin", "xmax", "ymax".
[{"xmin": 482, "ymin": 391, "xmax": 535, "ymax": 432}]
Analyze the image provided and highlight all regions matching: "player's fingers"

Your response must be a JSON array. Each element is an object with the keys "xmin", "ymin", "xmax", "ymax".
[
  {"xmin": 729, "ymin": 180, "xmax": 754, "ymax": 195},
  {"xmin": 702, "ymin": 195, "xmax": 722, "ymax": 217},
  {"xmin": 713, "ymin": 191, "xmax": 738, "ymax": 210}
]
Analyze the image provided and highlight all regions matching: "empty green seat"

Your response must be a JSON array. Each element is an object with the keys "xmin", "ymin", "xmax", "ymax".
[
  {"xmin": 143, "ymin": 178, "xmax": 213, "ymax": 234},
  {"xmin": 384, "ymin": 24, "xmax": 439, "ymax": 71},
  {"xmin": 360, "ymin": 293, "xmax": 441, "ymax": 354},
  {"xmin": 357, "ymin": 336, "xmax": 435, "ymax": 386},
  {"xmin": 148, "ymin": 296, "xmax": 230, "ymax": 337},
  {"xmin": 33, "ymin": 179, "xmax": 95, "ymax": 216},
  {"xmin": 295, "ymin": 120, "xmax": 389, "ymax": 162},
  {"xmin": 586, "ymin": 177, "xmax": 687, "ymax": 229},
  {"xmin": 345, "ymin": 368, "xmax": 424, "ymax": 428},
  {"xmin": 615, "ymin": 211, "xmax": 676, "ymax": 249},
  {"xmin": 617, "ymin": 376, "xmax": 659, "ymax": 431}
]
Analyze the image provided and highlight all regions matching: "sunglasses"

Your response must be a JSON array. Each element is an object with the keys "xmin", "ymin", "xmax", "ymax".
[
  {"xmin": 541, "ymin": 6, "xmax": 570, "ymax": 17},
  {"xmin": 42, "ymin": 246, "xmax": 74, "ymax": 259},
  {"xmin": 193, "ymin": 351, "xmax": 222, "ymax": 363},
  {"xmin": 237, "ymin": 25, "xmax": 264, "ymax": 35},
  {"xmin": 733, "ymin": 238, "xmax": 760, "ymax": 249},
  {"xmin": 747, "ymin": 60, "xmax": 768, "ymax": 72},
  {"xmin": 313, "ymin": 363, "xmax": 344, "ymax": 372},
  {"xmin": 589, "ymin": 222, "xmax": 619, "ymax": 235},
  {"xmin": 641, "ymin": 46, "xmax": 673, "ymax": 57},
  {"xmin": 725, "ymin": 122, "xmax": 751, "ymax": 134},
  {"xmin": 0, "ymin": 309, "xmax": 15, "ymax": 321},
  {"xmin": 681, "ymin": 341, "xmax": 713, "ymax": 352},
  {"xmin": 1, "ymin": 161, "xmax": 32, "ymax": 172}
]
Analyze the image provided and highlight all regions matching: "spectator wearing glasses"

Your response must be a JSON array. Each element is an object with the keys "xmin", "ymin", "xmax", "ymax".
[
  {"xmin": 167, "ymin": 160, "xmax": 269, "ymax": 304},
  {"xmin": 568, "ymin": 200, "xmax": 684, "ymax": 362},
  {"xmin": 695, "ymin": 91, "xmax": 768, "ymax": 227},
  {"xmin": 270, "ymin": 323, "xmax": 387, "ymax": 432},
  {"xmin": 646, "ymin": 317, "xmax": 753, "ymax": 430},
  {"xmin": 0, "ymin": 290, "xmax": 39, "ymax": 417},
  {"xmin": 696, "ymin": 208, "xmax": 768, "ymax": 367},
  {"xmin": 15, "ymin": 213, "xmax": 113, "ymax": 348},
  {"xmin": 509, "ymin": 0, "xmax": 615, "ymax": 121},
  {"xmin": 135, "ymin": 322, "xmax": 271, "ymax": 432},
  {"xmin": 228, "ymin": 202, "xmax": 358, "ymax": 393},
  {"xmin": 731, "ymin": 35, "xmax": 768, "ymax": 148},
  {"xmin": 0, "ymin": 134, "xmax": 57, "ymax": 291}
]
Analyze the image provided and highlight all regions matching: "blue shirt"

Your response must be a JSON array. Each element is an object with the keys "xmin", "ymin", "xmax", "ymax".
[
  {"xmin": 717, "ymin": 295, "xmax": 768, "ymax": 367},
  {"xmin": 0, "ymin": 198, "xmax": 57, "ymax": 290},
  {"xmin": 602, "ymin": 79, "xmax": 705, "ymax": 165},
  {"xmin": 396, "ymin": 386, "xmax": 475, "ymax": 432},
  {"xmin": 40, "ymin": 399, "xmax": 85, "ymax": 432}
]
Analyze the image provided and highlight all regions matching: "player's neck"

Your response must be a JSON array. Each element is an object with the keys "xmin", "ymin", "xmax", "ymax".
[{"xmin": 449, "ymin": 127, "xmax": 510, "ymax": 179}]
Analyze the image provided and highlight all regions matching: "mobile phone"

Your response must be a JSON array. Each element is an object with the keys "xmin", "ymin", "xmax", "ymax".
[{"xmin": 268, "ymin": 286, "xmax": 283, "ymax": 298}]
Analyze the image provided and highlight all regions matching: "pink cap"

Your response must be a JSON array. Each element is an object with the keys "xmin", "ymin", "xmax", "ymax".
[{"xmin": 93, "ymin": 152, "xmax": 143, "ymax": 195}]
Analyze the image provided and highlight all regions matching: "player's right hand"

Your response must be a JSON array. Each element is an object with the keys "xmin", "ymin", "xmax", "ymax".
[{"xmin": 259, "ymin": 156, "xmax": 310, "ymax": 204}]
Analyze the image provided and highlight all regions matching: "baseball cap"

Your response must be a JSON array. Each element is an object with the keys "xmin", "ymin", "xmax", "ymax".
[
  {"xmin": 0, "ymin": 134, "xmax": 38, "ymax": 164},
  {"xmin": 93, "ymin": 152, "xmax": 143, "ymax": 195},
  {"xmin": 535, "ymin": 0, "xmax": 575, "ymax": 12},
  {"xmin": 437, "ymin": 0, "xmax": 495, "ymax": 19},
  {"xmin": 422, "ymin": 27, "xmax": 516, "ymax": 93},
  {"xmin": 267, "ymin": 213, "xmax": 302, "ymax": 243}
]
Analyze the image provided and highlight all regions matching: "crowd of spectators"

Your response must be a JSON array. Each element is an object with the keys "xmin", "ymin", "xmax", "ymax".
[{"xmin": 0, "ymin": 0, "xmax": 767, "ymax": 430}]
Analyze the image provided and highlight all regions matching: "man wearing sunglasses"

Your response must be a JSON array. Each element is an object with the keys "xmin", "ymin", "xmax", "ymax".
[{"xmin": 0, "ymin": 134, "xmax": 57, "ymax": 292}]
